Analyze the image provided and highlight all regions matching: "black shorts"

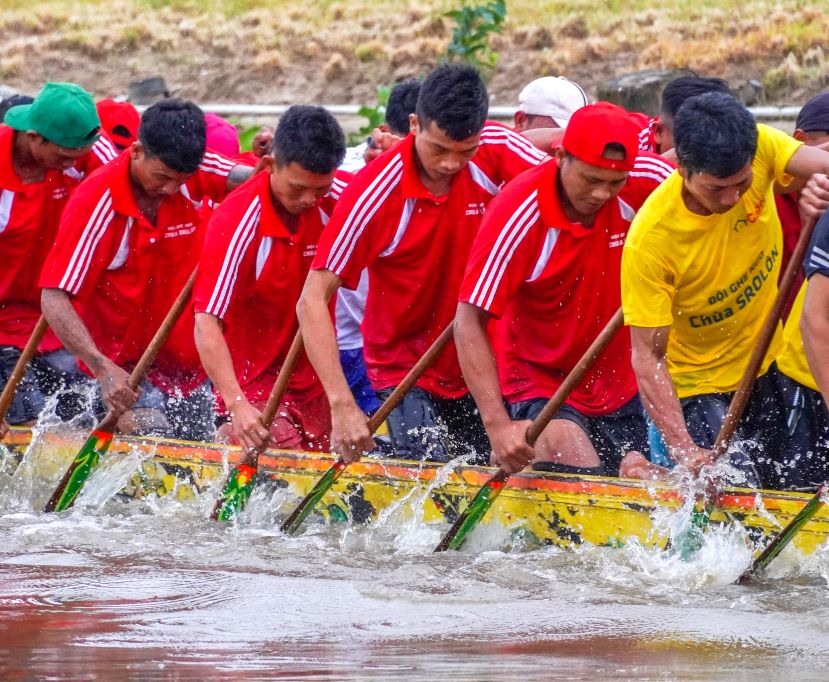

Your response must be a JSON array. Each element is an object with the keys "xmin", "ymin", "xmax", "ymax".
[
  {"xmin": 776, "ymin": 371, "xmax": 829, "ymax": 490},
  {"xmin": 375, "ymin": 386, "xmax": 490, "ymax": 465},
  {"xmin": 680, "ymin": 364, "xmax": 785, "ymax": 489},
  {"xmin": 507, "ymin": 395, "xmax": 649, "ymax": 476},
  {"xmin": 0, "ymin": 347, "xmax": 91, "ymax": 425}
]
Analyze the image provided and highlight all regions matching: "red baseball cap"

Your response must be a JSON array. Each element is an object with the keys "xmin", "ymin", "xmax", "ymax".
[
  {"xmin": 561, "ymin": 102, "xmax": 639, "ymax": 172},
  {"xmin": 96, "ymin": 98, "xmax": 140, "ymax": 150}
]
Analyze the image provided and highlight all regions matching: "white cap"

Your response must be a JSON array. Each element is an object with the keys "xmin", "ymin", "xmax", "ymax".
[{"xmin": 517, "ymin": 76, "xmax": 589, "ymax": 128}]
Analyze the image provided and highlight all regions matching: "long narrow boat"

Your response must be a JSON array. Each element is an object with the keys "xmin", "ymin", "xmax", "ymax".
[{"xmin": 3, "ymin": 427, "xmax": 828, "ymax": 556}]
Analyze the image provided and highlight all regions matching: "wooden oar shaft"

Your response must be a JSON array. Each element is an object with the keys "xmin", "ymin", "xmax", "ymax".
[
  {"xmin": 0, "ymin": 315, "xmax": 48, "ymax": 425},
  {"xmin": 44, "ymin": 270, "xmax": 197, "ymax": 513},
  {"xmin": 366, "ymin": 324, "xmax": 454, "ymax": 433},
  {"xmin": 713, "ymin": 215, "xmax": 817, "ymax": 459},
  {"xmin": 526, "ymin": 307, "xmax": 624, "ymax": 446},
  {"xmin": 259, "ymin": 331, "xmax": 304, "ymax": 431},
  {"xmin": 434, "ymin": 307, "xmax": 624, "ymax": 552},
  {"xmin": 280, "ymin": 323, "xmax": 454, "ymax": 535}
]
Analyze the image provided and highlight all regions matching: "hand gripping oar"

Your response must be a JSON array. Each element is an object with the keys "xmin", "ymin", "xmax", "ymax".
[
  {"xmin": 210, "ymin": 330, "xmax": 304, "ymax": 521},
  {"xmin": 280, "ymin": 323, "xmax": 455, "ymax": 535},
  {"xmin": 434, "ymin": 307, "xmax": 624, "ymax": 552},
  {"xmin": 43, "ymin": 271, "xmax": 197, "ymax": 513},
  {"xmin": 0, "ymin": 316, "xmax": 48, "ymax": 436},
  {"xmin": 671, "ymin": 214, "xmax": 819, "ymax": 559},
  {"xmin": 738, "ymin": 482, "xmax": 828, "ymax": 581}
]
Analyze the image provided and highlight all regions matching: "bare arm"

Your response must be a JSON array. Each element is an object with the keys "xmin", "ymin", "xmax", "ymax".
[
  {"xmin": 226, "ymin": 164, "xmax": 256, "ymax": 192},
  {"xmin": 40, "ymin": 288, "xmax": 138, "ymax": 413},
  {"xmin": 194, "ymin": 312, "xmax": 269, "ymax": 451},
  {"xmin": 454, "ymin": 302, "xmax": 533, "ymax": 473},
  {"xmin": 802, "ymin": 275, "xmax": 829, "ymax": 402},
  {"xmin": 629, "ymin": 325, "xmax": 714, "ymax": 473},
  {"xmin": 296, "ymin": 268, "xmax": 374, "ymax": 460}
]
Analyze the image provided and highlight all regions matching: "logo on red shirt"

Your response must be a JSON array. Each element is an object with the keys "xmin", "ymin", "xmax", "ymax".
[
  {"xmin": 609, "ymin": 232, "xmax": 626, "ymax": 248},
  {"xmin": 465, "ymin": 202, "xmax": 486, "ymax": 216},
  {"xmin": 164, "ymin": 222, "xmax": 196, "ymax": 239},
  {"xmin": 303, "ymin": 244, "xmax": 317, "ymax": 258}
]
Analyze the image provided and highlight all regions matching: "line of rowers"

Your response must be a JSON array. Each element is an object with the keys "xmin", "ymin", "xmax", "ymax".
[{"xmin": 2, "ymin": 65, "xmax": 829, "ymax": 494}]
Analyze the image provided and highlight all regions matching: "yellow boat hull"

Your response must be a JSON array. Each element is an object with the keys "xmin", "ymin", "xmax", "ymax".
[{"xmin": 4, "ymin": 427, "xmax": 828, "ymax": 555}]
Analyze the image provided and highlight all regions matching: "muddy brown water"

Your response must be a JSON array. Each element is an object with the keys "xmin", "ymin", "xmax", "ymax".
[{"xmin": 1, "ymin": 436, "xmax": 828, "ymax": 681}]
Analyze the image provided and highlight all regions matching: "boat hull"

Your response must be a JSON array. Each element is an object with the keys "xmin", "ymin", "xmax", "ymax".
[{"xmin": 3, "ymin": 428, "xmax": 828, "ymax": 556}]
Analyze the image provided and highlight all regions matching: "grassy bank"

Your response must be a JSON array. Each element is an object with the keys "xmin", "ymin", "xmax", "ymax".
[{"xmin": 1, "ymin": 0, "xmax": 827, "ymax": 108}]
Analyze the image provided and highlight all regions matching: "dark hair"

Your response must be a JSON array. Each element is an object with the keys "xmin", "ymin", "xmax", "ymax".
[
  {"xmin": 674, "ymin": 92, "xmax": 757, "ymax": 178},
  {"xmin": 271, "ymin": 105, "xmax": 345, "ymax": 174},
  {"xmin": 385, "ymin": 79, "xmax": 421, "ymax": 137},
  {"xmin": 0, "ymin": 94, "xmax": 34, "ymax": 123},
  {"xmin": 138, "ymin": 98, "xmax": 206, "ymax": 174},
  {"xmin": 661, "ymin": 76, "xmax": 733, "ymax": 121},
  {"xmin": 416, "ymin": 64, "xmax": 488, "ymax": 140}
]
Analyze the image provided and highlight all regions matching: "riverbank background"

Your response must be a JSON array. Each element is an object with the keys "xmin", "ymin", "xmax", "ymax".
[{"xmin": 2, "ymin": 0, "xmax": 827, "ymax": 121}]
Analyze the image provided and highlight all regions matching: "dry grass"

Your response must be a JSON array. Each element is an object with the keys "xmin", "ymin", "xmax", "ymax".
[{"xmin": 1, "ymin": 0, "xmax": 827, "ymax": 106}]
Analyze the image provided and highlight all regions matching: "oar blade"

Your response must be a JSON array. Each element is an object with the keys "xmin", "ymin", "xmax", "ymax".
[
  {"xmin": 434, "ymin": 471, "xmax": 508, "ymax": 552},
  {"xmin": 211, "ymin": 462, "xmax": 258, "ymax": 521},
  {"xmin": 743, "ymin": 485, "xmax": 827, "ymax": 578},
  {"xmin": 43, "ymin": 430, "xmax": 114, "ymax": 513},
  {"xmin": 280, "ymin": 459, "xmax": 347, "ymax": 535}
]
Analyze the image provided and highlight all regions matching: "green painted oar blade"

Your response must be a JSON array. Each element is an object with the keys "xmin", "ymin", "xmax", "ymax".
[
  {"xmin": 434, "ymin": 472, "xmax": 508, "ymax": 552},
  {"xmin": 43, "ymin": 430, "xmax": 114, "ymax": 513},
  {"xmin": 746, "ymin": 484, "xmax": 827, "ymax": 577},
  {"xmin": 673, "ymin": 504, "xmax": 712, "ymax": 560},
  {"xmin": 211, "ymin": 463, "xmax": 258, "ymax": 522},
  {"xmin": 280, "ymin": 459, "xmax": 347, "ymax": 535}
]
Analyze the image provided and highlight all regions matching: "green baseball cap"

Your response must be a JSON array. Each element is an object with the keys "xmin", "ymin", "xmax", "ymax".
[{"xmin": 5, "ymin": 82, "xmax": 100, "ymax": 149}]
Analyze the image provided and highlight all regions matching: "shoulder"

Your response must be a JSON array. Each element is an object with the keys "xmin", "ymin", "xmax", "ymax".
[
  {"xmin": 478, "ymin": 122, "xmax": 547, "ymax": 164},
  {"xmin": 805, "ymin": 210, "xmax": 829, "ymax": 278},
  {"xmin": 199, "ymin": 149, "xmax": 236, "ymax": 177}
]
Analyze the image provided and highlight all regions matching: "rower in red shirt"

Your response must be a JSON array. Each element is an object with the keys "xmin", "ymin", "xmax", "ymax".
[
  {"xmin": 40, "ymin": 99, "xmax": 254, "ymax": 441},
  {"xmin": 298, "ymin": 64, "xmax": 546, "ymax": 464},
  {"xmin": 0, "ymin": 82, "xmax": 101, "ymax": 437},
  {"xmin": 193, "ymin": 105, "xmax": 347, "ymax": 453},
  {"xmin": 456, "ymin": 102, "xmax": 657, "ymax": 477}
]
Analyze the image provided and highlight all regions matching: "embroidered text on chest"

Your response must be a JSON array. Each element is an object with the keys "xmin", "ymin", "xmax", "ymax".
[
  {"xmin": 164, "ymin": 222, "xmax": 197, "ymax": 239},
  {"xmin": 609, "ymin": 232, "xmax": 626, "ymax": 248},
  {"xmin": 465, "ymin": 202, "xmax": 486, "ymax": 216}
]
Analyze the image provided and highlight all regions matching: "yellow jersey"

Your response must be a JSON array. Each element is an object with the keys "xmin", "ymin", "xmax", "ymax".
[{"xmin": 621, "ymin": 124, "xmax": 802, "ymax": 398}]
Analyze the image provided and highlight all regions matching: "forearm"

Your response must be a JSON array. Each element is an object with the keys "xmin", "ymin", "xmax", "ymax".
[
  {"xmin": 40, "ymin": 288, "xmax": 109, "ymax": 375},
  {"xmin": 194, "ymin": 313, "xmax": 246, "ymax": 408},
  {"xmin": 454, "ymin": 302, "xmax": 510, "ymax": 428},
  {"xmin": 226, "ymin": 164, "xmax": 255, "ymax": 191},
  {"xmin": 631, "ymin": 342, "xmax": 695, "ymax": 452},
  {"xmin": 296, "ymin": 271, "xmax": 354, "ymax": 409}
]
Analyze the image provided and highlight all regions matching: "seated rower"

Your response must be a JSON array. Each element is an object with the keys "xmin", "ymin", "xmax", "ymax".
[
  {"xmin": 40, "ymin": 99, "xmax": 254, "ymax": 441},
  {"xmin": 621, "ymin": 92, "xmax": 829, "ymax": 487},
  {"xmin": 298, "ymin": 64, "xmax": 547, "ymax": 465},
  {"xmin": 456, "ymin": 103, "xmax": 660, "ymax": 477},
  {"xmin": 0, "ymin": 83, "xmax": 102, "ymax": 439},
  {"xmin": 193, "ymin": 106, "xmax": 347, "ymax": 453}
]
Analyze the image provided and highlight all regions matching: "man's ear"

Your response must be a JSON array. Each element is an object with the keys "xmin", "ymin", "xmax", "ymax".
[
  {"xmin": 409, "ymin": 113, "xmax": 420, "ymax": 136},
  {"xmin": 793, "ymin": 129, "xmax": 807, "ymax": 143},
  {"xmin": 513, "ymin": 111, "xmax": 528, "ymax": 132},
  {"xmin": 260, "ymin": 154, "xmax": 276, "ymax": 173},
  {"xmin": 130, "ymin": 141, "xmax": 143, "ymax": 162}
]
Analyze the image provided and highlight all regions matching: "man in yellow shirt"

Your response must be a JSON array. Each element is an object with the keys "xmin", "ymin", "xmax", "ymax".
[{"xmin": 621, "ymin": 92, "xmax": 829, "ymax": 489}]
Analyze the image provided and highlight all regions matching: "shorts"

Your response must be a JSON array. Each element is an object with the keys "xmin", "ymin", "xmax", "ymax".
[
  {"xmin": 94, "ymin": 378, "xmax": 216, "ymax": 442},
  {"xmin": 217, "ymin": 390, "xmax": 332, "ymax": 452},
  {"xmin": 508, "ymin": 395, "xmax": 648, "ymax": 476},
  {"xmin": 375, "ymin": 386, "xmax": 490, "ymax": 464},
  {"xmin": 776, "ymin": 371, "xmax": 829, "ymax": 490},
  {"xmin": 0, "ymin": 347, "xmax": 92, "ymax": 425},
  {"xmin": 676, "ymin": 365, "xmax": 785, "ymax": 488},
  {"xmin": 339, "ymin": 347, "xmax": 381, "ymax": 415}
]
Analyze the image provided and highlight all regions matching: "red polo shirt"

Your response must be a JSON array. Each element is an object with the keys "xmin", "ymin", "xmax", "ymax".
[
  {"xmin": 39, "ymin": 150, "xmax": 232, "ymax": 394},
  {"xmin": 69, "ymin": 133, "xmax": 120, "ymax": 181},
  {"xmin": 0, "ymin": 126, "xmax": 77, "ymax": 351},
  {"xmin": 313, "ymin": 122, "xmax": 546, "ymax": 399},
  {"xmin": 459, "ymin": 158, "xmax": 657, "ymax": 415},
  {"xmin": 194, "ymin": 170, "xmax": 350, "ymax": 407}
]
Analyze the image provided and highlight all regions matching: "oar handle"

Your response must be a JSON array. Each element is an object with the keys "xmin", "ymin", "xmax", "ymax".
[
  {"xmin": 366, "ymin": 323, "xmax": 454, "ymax": 433},
  {"xmin": 93, "ymin": 269, "xmax": 198, "ymax": 434},
  {"xmin": 713, "ymin": 214, "xmax": 817, "ymax": 458},
  {"xmin": 0, "ymin": 315, "xmax": 48, "ymax": 425},
  {"xmin": 525, "ymin": 307, "xmax": 624, "ymax": 446}
]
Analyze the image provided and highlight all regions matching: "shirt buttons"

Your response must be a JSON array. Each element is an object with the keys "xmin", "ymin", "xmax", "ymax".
[{"xmin": 149, "ymin": 237, "xmax": 156, "ymax": 244}]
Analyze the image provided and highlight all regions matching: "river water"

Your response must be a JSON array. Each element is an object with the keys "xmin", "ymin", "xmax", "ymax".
[{"xmin": 1, "ymin": 432, "xmax": 829, "ymax": 681}]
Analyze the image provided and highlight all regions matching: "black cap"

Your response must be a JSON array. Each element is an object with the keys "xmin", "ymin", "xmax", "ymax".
[{"xmin": 796, "ymin": 92, "xmax": 829, "ymax": 132}]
